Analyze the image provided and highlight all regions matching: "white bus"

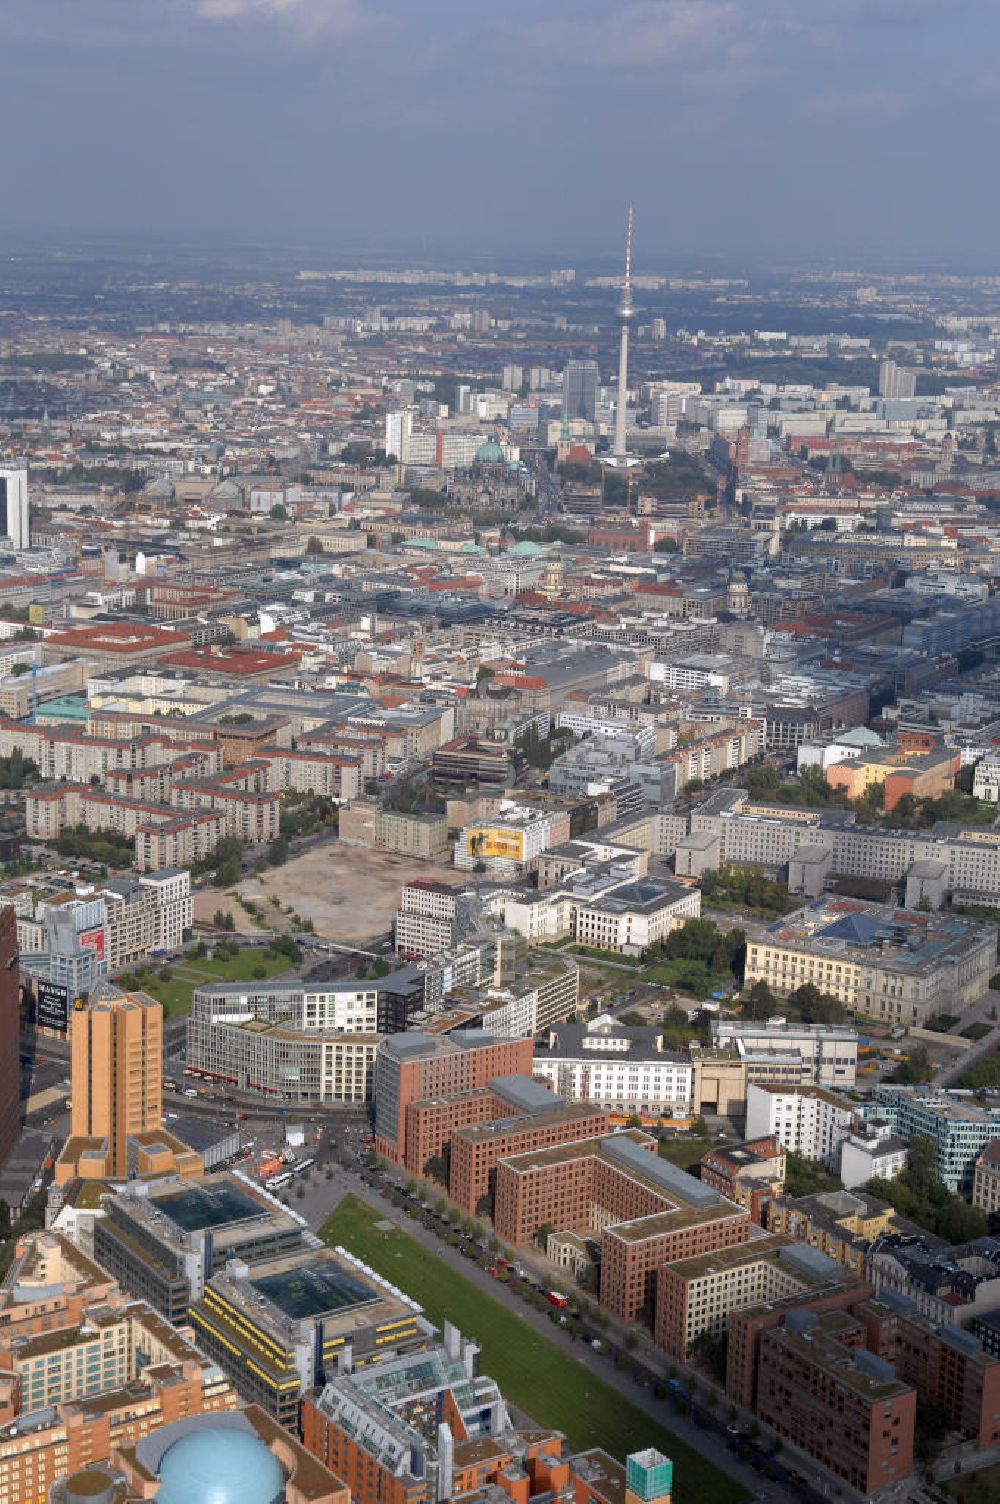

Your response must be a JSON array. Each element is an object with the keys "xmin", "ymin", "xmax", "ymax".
[{"xmin": 266, "ymin": 1172, "xmax": 294, "ymax": 1190}]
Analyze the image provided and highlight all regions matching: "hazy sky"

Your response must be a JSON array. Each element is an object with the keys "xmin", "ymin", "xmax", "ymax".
[{"xmin": 0, "ymin": 0, "xmax": 993, "ymax": 267}]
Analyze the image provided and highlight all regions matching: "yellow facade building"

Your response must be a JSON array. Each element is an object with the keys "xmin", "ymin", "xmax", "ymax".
[{"xmin": 66, "ymin": 983, "xmax": 164, "ymax": 1179}]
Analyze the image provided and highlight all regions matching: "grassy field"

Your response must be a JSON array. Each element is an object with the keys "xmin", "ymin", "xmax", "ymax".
[
  {"xmin": 657, "ymin": 1137, "xmax": 714, "ymax": 1170},
  {"xmin": 134, "ymin": 949, "xmax": 295, "ymax": 1018},
  {"xmin": 321, "ymin": 1196, "xmax": 747, "ymax": 1504}
]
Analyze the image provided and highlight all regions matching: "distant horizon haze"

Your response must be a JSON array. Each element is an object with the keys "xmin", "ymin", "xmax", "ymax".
[{"xmin": 0, "ymin": 0, "xmax": 994, "ymax": 271}]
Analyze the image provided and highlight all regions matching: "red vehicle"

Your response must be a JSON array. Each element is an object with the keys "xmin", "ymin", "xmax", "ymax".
[{"xmin": 546, "ymin": 1291, "xmax": 569, "ymax": 1309}]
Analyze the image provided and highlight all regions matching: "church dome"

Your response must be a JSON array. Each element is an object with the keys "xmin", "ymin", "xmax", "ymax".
[{"xmin": 475, "ymin": 439, "xmax": 504, "ymax": 463}]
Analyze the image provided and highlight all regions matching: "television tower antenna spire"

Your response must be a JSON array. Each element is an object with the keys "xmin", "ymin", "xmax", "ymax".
[{"xmin": 613, "ymin": 205, "xmax": 634, "ymax": 460}]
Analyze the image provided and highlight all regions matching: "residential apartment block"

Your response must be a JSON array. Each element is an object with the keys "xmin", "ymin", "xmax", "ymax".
[
  {"xmin": 745, "ymin": 1082, "xmax": 855, "ymax": 1167},
  {"xmin": 973, "ymin": 1140, "xmax": 1000, "ymax": 1214},
  {"xmin": 755, "ymin": 1310, "xmax": 915, "ymax": 1493},
  {"xmin": 698, "ymin": 1137, "xmax": 786, "ymax": 1223}
]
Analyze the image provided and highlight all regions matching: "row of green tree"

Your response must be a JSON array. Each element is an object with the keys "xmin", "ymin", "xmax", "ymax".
[
  {"xmin": 0, "ymin": 750, "xmax": 38, "ymax": 789},
  {"xmin": 53, "ymin": 824, "xmax": 133, "ymax": 867},
  {"xmin": 743, "ymin": 978, "xmax": 846, "ymax": 1024}
]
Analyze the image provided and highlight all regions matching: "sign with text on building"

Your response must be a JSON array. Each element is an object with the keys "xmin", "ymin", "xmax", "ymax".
[
  {"xmin": 79, "ymin": 926, "xmax": 106, "ymax": 964},
  {"xmin": 36, "ymin": 978, "xmax": 69, "ymax": 1034}
]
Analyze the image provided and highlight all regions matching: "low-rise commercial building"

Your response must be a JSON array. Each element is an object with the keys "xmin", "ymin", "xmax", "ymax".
[
  {"xmin": 93, "ymin": 1171, "xmax": 308, "ymax": 1321},
  {"xmin": 874, "ymin": 1086, "xmax": 1000, "ymax": 1193},
  {"xmin": 455, "ymin": 802, "xmax": 569, "ymax": 877},
  {"xmin": 710, "ymin": 1018, "xmax": 858, "ymax": 1090},
  {"xmin": 502, "ymin": 872, "xmax": 699, "ymax": 953},
  {"xmin": 189, "ymin": 1246, "xmax": 435, "ymax": 1426}
]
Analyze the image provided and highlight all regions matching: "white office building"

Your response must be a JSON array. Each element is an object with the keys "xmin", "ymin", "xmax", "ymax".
[
  {"xmin": 745, "ymin": 1082, "xmax": 855, "ymax": 1167},
  {"xmin": 0, "ymin": 465, "xmax": 29, "ymax": 550},
  {"xmin": 711, "ymin": 1018, "xmax": 858, "ymax": 1089},
  {"xmin": 533, "ymin": 1015, "xmax": 693, "ymax": 1118}
]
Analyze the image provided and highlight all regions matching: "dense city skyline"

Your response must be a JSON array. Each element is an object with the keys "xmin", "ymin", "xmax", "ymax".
[{"xmin": 1, "ymin": 0, "xmax": 996, "ymax": 266}]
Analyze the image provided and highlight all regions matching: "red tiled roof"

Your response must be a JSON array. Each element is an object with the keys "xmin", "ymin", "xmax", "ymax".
[
  {"xmin": 159, "ymin": 645, "xmax": 301, "ymax": 676},
  {"xmin": 43, "ymin": 623, "xmax": 192, "ymax": 653}
]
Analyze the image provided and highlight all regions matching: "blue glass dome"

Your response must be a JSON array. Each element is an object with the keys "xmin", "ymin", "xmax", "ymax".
[{"xmin": 156, "ymin": 1427, "xmax": 285, "ymax": 1504}]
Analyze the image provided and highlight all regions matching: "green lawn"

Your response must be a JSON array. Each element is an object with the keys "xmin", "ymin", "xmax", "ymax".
[
  {"xmin": 658, "ymin": 1137, "xmax": 714, "ymax": 1170},
  {"xmin": 134, "ymin": 949, "xmax": 295, "ymax": 1019},
  {"xmin": 321, "ymin": 1196, "xmax": 747, "ymax": 1504}
]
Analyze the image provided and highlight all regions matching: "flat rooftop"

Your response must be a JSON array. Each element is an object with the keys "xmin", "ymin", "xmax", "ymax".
[
  {"xmin": 251, "ymin": 1261, "xmax": 378, "ymax": 1321},
  {"xmin": 156, "ymin": 1180, "xmax": 263, "ymax": 1234}
]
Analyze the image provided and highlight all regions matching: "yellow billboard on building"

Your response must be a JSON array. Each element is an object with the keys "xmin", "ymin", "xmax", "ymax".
[
  {"xmin": 469, "ymin": 827, "xmax": 525, "ymax": 862},
  {"xmin": 28, "ymin": 603, "xmax": 45, "ymax": 626}
]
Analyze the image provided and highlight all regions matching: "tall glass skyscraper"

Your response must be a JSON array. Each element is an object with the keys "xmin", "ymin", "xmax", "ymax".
[{"xmin": 562, "ymin": 359, "xmax": 599, "ymax": 422}]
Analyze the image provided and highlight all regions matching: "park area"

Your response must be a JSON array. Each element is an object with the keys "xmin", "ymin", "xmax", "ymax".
[
  {"xmin": 125, "ymin": 947, "xmax": 295, "ymax": 1019},
  {"xmin": 321, "ymin": 1195, "xmax": 746, "ymax": 1504}
]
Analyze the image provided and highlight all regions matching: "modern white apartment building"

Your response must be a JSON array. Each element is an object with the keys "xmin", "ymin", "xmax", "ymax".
[
  {"xmin": 0, "ymin": 464, "xmax": 30, "ymax": 550},
  {"xmin": 840, "ymin": 1128, "xmax": 908, "ymax": 1190},
  {"xmin": 745, "ymin": 1082, "xmax": 855, "ymax": 1167},
  {"xmin": 138, "ymin": 868, "xmax": 192, "ymax": 951},
  {"xmin": 973, "ymin": 758, "xmax": 1000, "ymax": 803}
]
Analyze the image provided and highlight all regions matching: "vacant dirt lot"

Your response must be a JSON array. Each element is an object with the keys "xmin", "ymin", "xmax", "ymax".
[
  {"xmin": 233, "ymin": 841, "xmax": 465, "ymax": 943},
  {"xmin": 191, "ymin": 889, "xmax": 259, "ymax": 934}
]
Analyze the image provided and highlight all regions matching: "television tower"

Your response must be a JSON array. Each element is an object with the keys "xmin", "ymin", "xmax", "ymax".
[{"xmin": 613, "ymin": 205, "xmax": 634, "ymax": 459}]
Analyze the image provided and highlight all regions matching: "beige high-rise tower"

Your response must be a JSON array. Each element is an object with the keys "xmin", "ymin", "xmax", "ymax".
[{"xmin": 69, "ymin": 983, "xmax": 163, "ymax": 1178}]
